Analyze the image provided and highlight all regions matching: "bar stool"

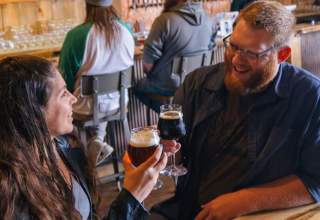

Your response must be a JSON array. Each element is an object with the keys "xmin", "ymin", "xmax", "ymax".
[
  {"xmin": 145, "ymin": 50, "xmax": 213, "ymax": 125},
  {"xmin": 73, "ymin": 67, "xmax": 132, "ymax": 191}
]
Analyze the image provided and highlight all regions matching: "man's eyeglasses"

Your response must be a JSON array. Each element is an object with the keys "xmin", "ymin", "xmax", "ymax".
[{"xmin": 223, "ymin": 34, "xmax": 276, "ymax": 61}]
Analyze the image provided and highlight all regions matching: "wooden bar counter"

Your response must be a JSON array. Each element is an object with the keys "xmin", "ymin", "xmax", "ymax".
[{"xmin": 236, "ymin": 203, "xmax": 320, "ymax": 220}]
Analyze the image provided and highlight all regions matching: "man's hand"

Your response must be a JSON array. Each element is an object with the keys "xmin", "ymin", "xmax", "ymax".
[
  {"xmin": 122, "ymin": 146, "xmax": 168, "ymax": 203},
  {"xmin": 195, "ymin": 192, "xmax": 252, "ymax": 220},
  {"xmin": 195, "ymin": 175, "xmax": 315, "ymax": 220},
  {"xmin": 160, "ymin": 139, "xmax": 181, "ymax": 156}
]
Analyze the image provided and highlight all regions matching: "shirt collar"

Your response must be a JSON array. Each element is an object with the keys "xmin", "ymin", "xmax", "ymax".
[{"xmin": 273, "ymin": 62, "xmax": 290, "ymax": 98}]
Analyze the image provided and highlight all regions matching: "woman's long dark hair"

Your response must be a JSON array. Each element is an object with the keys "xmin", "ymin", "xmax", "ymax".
[
  {"xmin": 0, "ymin": 56, "xmax": 94, "ymax": 219},
  {"xmin": 85, "ymin": 3, "xmax": 120, "ymax": 49}
]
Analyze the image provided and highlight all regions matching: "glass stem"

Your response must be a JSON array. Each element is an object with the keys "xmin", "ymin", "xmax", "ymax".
[{"xmin": 172, "ymin": 153, "xmax": 176, "ymax": 168}]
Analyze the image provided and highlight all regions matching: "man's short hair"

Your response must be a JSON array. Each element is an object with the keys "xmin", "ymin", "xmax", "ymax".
[{"xmin": 234, "ymin": 0, "xmax": 296, "ymax": 47}]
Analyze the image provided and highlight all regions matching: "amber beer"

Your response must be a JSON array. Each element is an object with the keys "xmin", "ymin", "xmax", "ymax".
[
  {"xmin": 127, "ymin": 127, "xmax": 160, "ymax": 167},
  {"xmin": 158, "ymin": 110, "xmax": 186, "ymax": 140}
]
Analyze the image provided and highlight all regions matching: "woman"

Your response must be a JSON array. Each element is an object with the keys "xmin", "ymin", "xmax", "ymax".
[
  {"xmin": 59, "ymin": 0, "xmax": 134, "ymax": 165},
  {"xmin": 0, "ymin": 56, "xmax": 167, "ymax": 220}
]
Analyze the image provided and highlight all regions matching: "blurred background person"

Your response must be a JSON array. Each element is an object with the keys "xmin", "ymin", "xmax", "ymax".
[
  {"xmin": 0, "ymin": 55, "xmax": 168, "ymax": 220},
  {"xmin": 59, "ymin": 0, "xmax": 134, "ymax": 165},
  {"xmin": 230, "ymin": 0, "xmax": 256, "ymax": 11},
  {"xmin": 135, "ymin": 0, "xmax": 217, "ymax": 113}
]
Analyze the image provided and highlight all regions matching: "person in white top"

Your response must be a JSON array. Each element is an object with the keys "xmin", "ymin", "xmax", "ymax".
[{"xmin": 59, "ymin": 0, "xmax": 134, "ymax": 165}]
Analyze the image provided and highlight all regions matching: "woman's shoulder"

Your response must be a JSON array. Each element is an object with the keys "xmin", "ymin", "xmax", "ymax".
[
  {"xmin": 55, "ymin": 134, "xmax": 84, "ymax": 150},
  {"xmin": 117, "ymin": 19, "xmax": 133, "ymax": 34},
  {"xmin": 55, "ymin": 136, "xmax": 70, "ymax": 150},
  {"xmin": 68, "ymin": 23, "xmax": 93, "ymax": 36}
]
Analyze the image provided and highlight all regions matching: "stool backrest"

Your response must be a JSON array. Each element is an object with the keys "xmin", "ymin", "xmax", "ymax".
[
  {"xmin": 80, "ymin": 67, "xmax": 132, "ymax": 126},
  {"xmin": 171, "ymin": 50, "xmax": 213, "ymax": 85}
]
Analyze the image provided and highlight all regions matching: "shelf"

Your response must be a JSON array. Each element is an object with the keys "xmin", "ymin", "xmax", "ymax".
[
  {"xmin": 0, "ymin": 0, "xmax": 38, "ymax": 5},
  {"xmin": 0, "ymin": 46, "xmax": 61, "ymax": 59}
]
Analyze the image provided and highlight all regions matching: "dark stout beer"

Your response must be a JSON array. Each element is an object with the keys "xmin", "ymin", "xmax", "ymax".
[
  {"xmin": 158, "ymin": 110, "xmax": 186, "ymax": 140},
  {"xmin": 127, "ymin": 128, "xmax": 160, "ymax": 167}
]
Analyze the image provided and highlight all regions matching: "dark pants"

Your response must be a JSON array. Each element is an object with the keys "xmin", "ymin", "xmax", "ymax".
[
  {"xmin": 148, "ymin": 197, "xmax": 181, "ymax": 220},
  {"xmin": 134, "ymin": 78, "xmax": 174, "ymax": 113}
]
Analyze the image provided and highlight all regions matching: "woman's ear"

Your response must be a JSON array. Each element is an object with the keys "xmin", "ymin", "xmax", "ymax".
[{"xmin": 278, "ymin": 46, "xmax": 291, "ymax": 63}]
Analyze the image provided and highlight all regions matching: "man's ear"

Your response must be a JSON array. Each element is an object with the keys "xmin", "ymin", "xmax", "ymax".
[{"xmin": 277, "ymin": 46, "xmax": 291, "ymax": 63}]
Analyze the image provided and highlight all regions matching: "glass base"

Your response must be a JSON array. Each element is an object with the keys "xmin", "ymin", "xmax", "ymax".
[
  {"xmin": 170, "ymin": 164, "xmax": 188, "ymax": 177},
  {"xmin": 153, "ymin": 179, "xmax": 163, "ymax": 190},
  {"xmin": 160, "ymin": 168, "xmax": 171, "ymax": 176},
  {"xmin": 160, "ymin": 164, "xmax": 188, "ymax": 177}
]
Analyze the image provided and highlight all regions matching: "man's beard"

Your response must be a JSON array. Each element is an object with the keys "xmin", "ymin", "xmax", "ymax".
[
  {"xmin": 224, "ymin": 56, "xmax": 278, "ymax": 96},
  {"xmin": 163, "ymin": 0, "xmax": 180, "ymax": 12}
]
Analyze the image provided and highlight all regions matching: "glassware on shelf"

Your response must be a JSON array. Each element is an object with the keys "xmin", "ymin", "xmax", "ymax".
[{"xmin": 0, "ymin": 19, "xmax": 77, "ymax": 55}]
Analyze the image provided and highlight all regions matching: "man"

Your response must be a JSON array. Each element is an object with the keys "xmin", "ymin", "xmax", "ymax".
[
  {"xmin": 153, "ymin": 1, "xmax": 320, "ymax": 219},
  {"xmin": 135, "ymin": 0, "xmax": 216, "ymax": 113}
]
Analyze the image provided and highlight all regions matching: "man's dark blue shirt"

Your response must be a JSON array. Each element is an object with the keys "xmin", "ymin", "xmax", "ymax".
[{"xmin": 162, "ymin": 62, "xmax": 320, "ymax": 219}]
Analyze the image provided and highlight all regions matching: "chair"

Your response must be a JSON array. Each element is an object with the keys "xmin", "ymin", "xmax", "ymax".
[
  {"xmin": 73, "ymin": 67, "xmax": 132, "ymax": 190},
  {"xmin": 145, "ymin": 50, "xmax": 213, "ymax": 125}
]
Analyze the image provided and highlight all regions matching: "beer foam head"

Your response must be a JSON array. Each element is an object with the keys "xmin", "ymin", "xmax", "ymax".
[
  {"xmin": 129, "ymin": 129, "xmax": 160, "ymax": 148},
  {"xmin": 159, "ymin": 111, "xmax": 182, "ymax": 120}
]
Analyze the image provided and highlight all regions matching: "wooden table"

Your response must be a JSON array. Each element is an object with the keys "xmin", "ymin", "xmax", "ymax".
[{"xmin": 236, "ymin": 204, "xmax": 320, "ymax": 220}]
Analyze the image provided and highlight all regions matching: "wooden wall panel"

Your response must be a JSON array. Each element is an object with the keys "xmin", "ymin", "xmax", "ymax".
[
  {"xmin": 0, "ymin": 0, "xmax": 316, "ymax": 31},
  {"xmin": 301, "ymin": 31, "xmax": 320, "ymax": 76},
  {"xmin": 119, "ymin": 0, "xmax": 232, "ymax": 29},
  {"xmin": 3, "ymin": 3, "xmax": 20, "ymax": 27},
  {"xmin": 73, "ymin": 0, "xmax": 86, "ymax": 23},
  {"xmin": 0, "ymin": 0, "xmax": 248, "ymax": 31},
  {"xmin": 51, "ymin": 0, "xmax": 73, "ymax": 20},
  {"xmin": 0, "ymin": 0, "xmax": 86, "ymax": 30},
  {"xmin": 38, "ymin": 0, "xmax": 53, "ymax": 21}
]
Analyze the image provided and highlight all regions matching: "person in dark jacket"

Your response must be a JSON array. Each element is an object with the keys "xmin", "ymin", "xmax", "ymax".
[
  {"xmin": 230, "ymin": 0, "xmax": 256, "ymax": 11},
  {"xmin": 135, "ymin": 0, "xmax": 216, "ymax": 113},
  {"xmin": 152, "ymin": 1, "xmax": 320, "ymax": 219},
  {"xmin": 0, "ymin": 55, "xmax": 170, "ymax": 220}
]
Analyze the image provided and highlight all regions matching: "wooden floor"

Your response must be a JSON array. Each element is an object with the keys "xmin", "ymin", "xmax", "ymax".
[{"xmin": 95, "ymin": 162, "xmax": 176, "ymax": 218}]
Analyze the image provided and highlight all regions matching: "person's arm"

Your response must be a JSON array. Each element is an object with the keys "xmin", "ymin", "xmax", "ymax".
[
  {"xmin": 59, "ymin": 24, "xmax": 91, "ymax": 92},
  {"xmin": 143, "ymin": 16, "xmax": 167, "ymax": 75},
  {"xmin": 195, "ymin": 175, "xmax": 314, "ymax": 220},
  {"xmin": 196, "ymin": 86, "xmax": 320, "ymax": 220},
  {"xmin": 104, "ymin": 147, "xmax": 168, "ymax": 220},
  {"xmin": 105, "ymin": 188, "xmax": 149, "ymax": 220},
  {"xmin": 143, "ymin": 62, "xmax": 154, "ymax": 74}
]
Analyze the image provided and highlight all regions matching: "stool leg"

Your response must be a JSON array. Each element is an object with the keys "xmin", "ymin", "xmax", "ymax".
[
  {"xmin": 77, "ymin": 126, "xmax": 88, "ymax": 154},
  {"xmin": 108, "ymin": 122, "xmax": 122, "ymax": 191},
  {"xmin": 122, "ymin": 117, "xmax": 130, "ymax": 141},
  {"xmin": 146, "ymin": 106, "xmax": 151, "ymax": 126}
]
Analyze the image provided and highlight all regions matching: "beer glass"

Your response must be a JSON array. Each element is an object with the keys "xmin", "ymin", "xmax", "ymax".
[
  {"xmin": 127, "ymin": 126, "xmax": 163, "ymax": 189},
  {"xmin": 158, "ymin": 104, "xmax": 188, "ymax": 176}
]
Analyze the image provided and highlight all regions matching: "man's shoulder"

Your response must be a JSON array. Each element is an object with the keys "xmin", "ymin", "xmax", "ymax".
[
  {"xmin": 156, "ymin": 11, "xmax": 178, "ymax": 23},
  {"xmin": 184, "ymin": 63, "xmax": 225, "ymax": 89},
  {"xmin": 156, "ymin": 10, "xmax": 188, "ymax": 23},
  {"xmin": 282, "ymin": 63, "xmax": 320, "ymax": 91}
]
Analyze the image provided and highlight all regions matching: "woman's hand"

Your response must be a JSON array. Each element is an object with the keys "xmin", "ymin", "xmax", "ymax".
[{"xmin": 122, "ymin": 146, "xmax": 168, "ymax": 203}]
